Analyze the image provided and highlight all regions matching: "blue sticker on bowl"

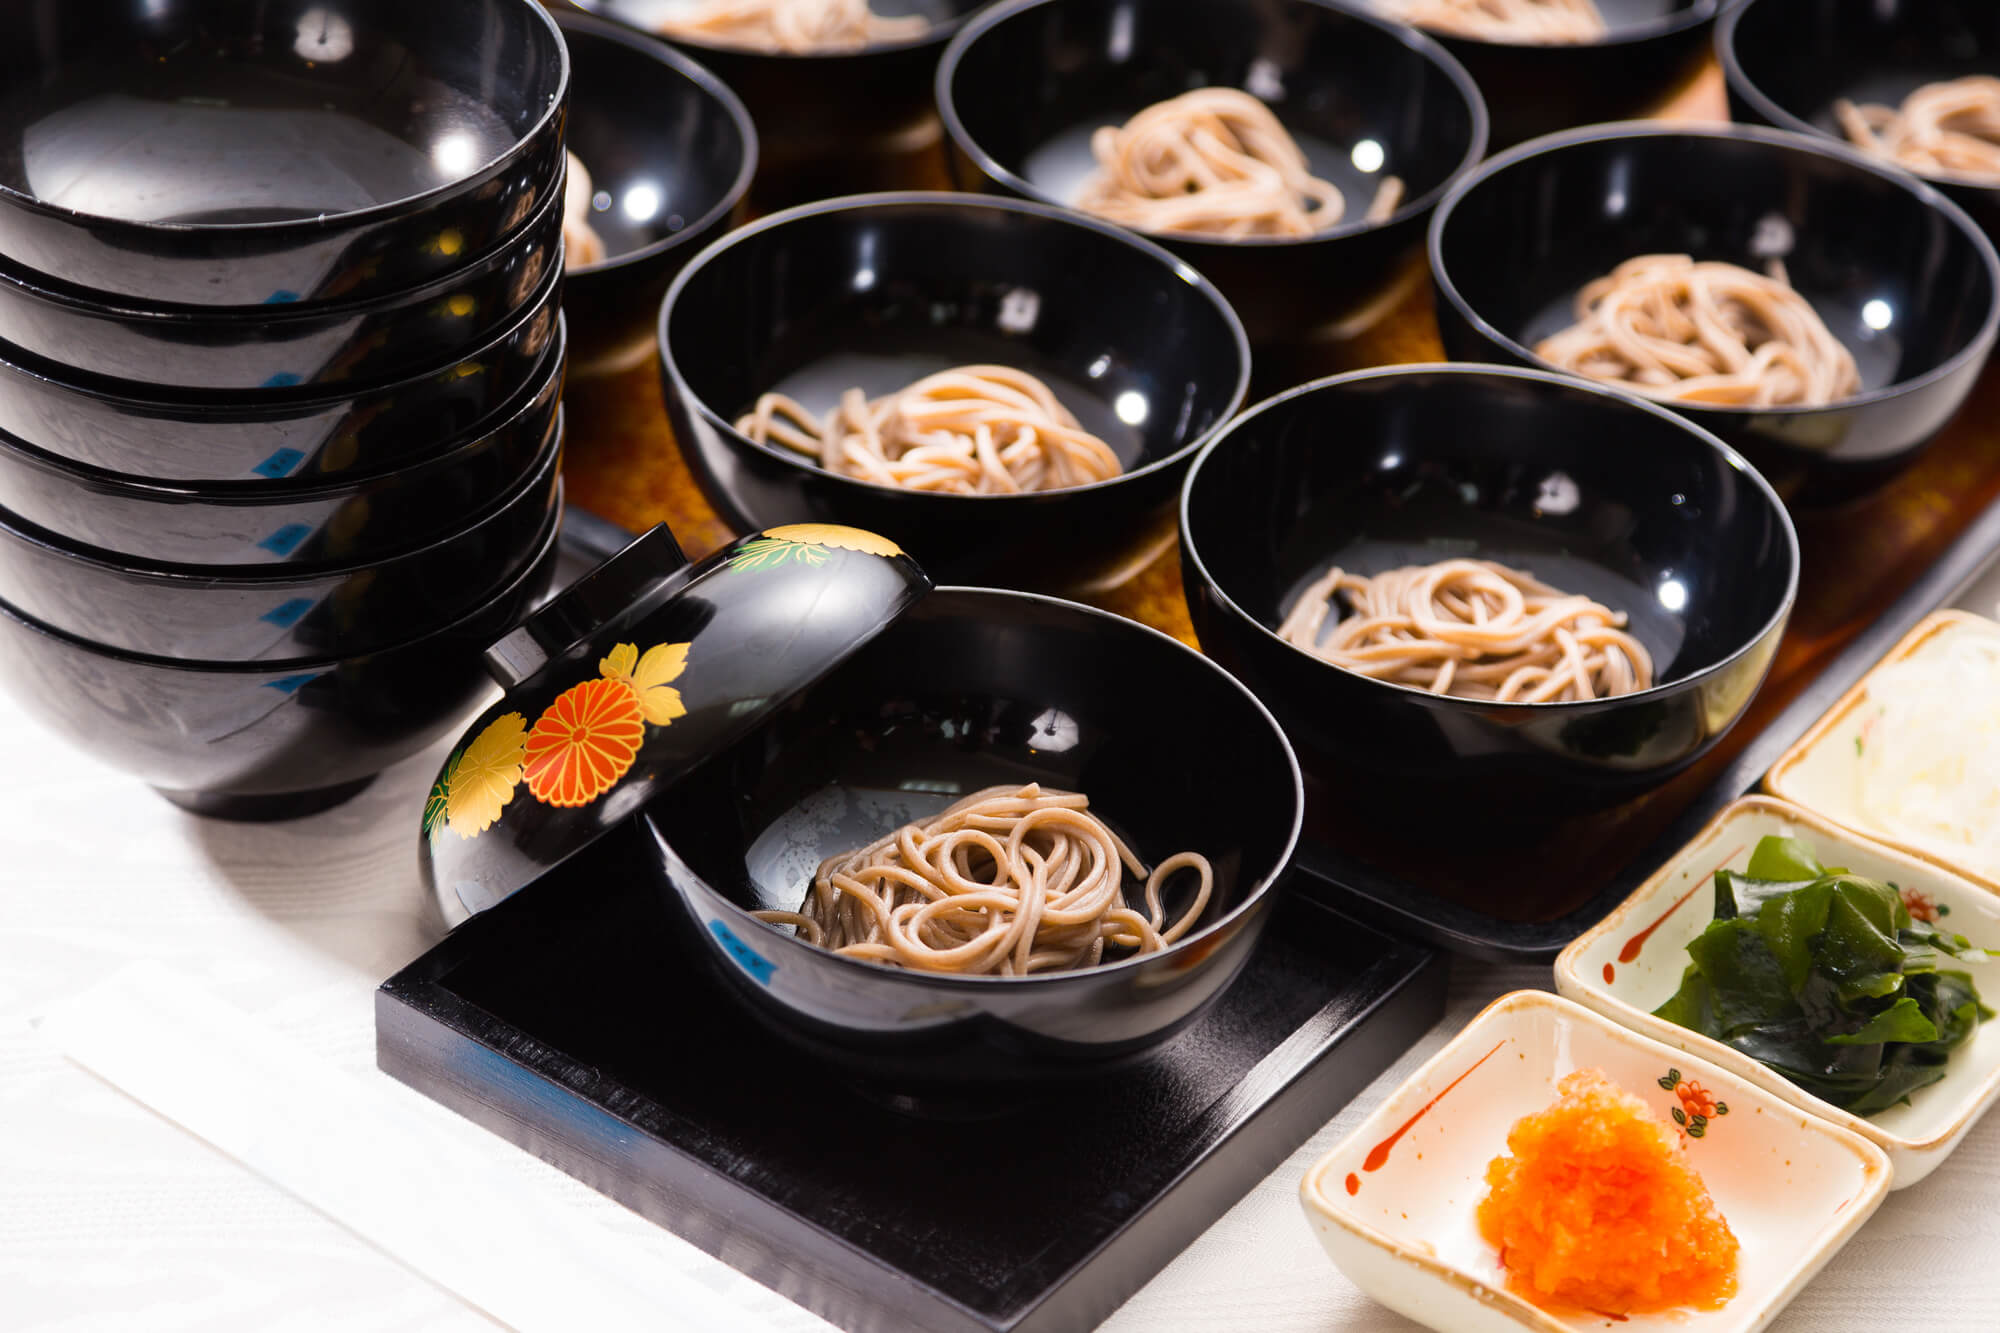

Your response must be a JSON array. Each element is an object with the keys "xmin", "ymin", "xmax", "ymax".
[
  {"xmin": 257, "ymin": 524, "xmax": 312, "ymax": 557},
  {"xmin": 259, "ymin": 371, "xmax": 304, "ymax": 389},
  {"xmin": 262, "ymin": 672, "xmax": 321, "ymax": 696},
  {"xmin": 251, "ymin": 448, "xmax": 307, "ymax": 480},
  {"xmin": 260, "ymin": 597, "xmax": 316, "ymax": 629},
  {"xmin": 709, "ymin": 919, "xmax": 776, "ymax": 985}
]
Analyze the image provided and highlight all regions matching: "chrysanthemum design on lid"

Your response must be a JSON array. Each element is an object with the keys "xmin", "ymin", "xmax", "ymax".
[{"xmin": 420, "ymin": 522, "xmax": 929, "ymax": 925}]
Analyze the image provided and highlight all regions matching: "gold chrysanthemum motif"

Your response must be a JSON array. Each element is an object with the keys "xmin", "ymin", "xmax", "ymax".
[
  {"xmin": 599, "ymin": 641, "xmax": 691, "ymax": 727},
  {"xmin": 445, "ymin": 712, "xmax": 529, "ymax": 838},
  {"xmin": 762, "ymin": 524, "xmax": 903, "ymax": 557}
]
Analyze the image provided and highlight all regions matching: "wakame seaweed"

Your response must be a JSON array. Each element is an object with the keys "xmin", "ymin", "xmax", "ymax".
[{"xmin": 1654, "ymin": 835, "xmax": 1992, "ymax": 1116}]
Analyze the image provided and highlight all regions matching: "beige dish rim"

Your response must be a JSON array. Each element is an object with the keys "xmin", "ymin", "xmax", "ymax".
[
  {"xmin": 1764, "ymin": 608, "xmax": 2000, "ymax": 895},
  {"xmin": 1555, "ymin": 793, "xmax": 2000, "ymax": 1156},
  {"xmin": 1298, "ymin": 988, "xmax": 1890, "ymax": 1333}
]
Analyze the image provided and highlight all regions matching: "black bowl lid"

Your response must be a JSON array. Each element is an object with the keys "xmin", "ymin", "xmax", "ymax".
[{"xmin": 421, "ymin": 521, "xmax": 931, "ymax": 918}]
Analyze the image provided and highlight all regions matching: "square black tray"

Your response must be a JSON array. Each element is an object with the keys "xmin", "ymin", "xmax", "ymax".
[{"xmin": 377, "ymin": 821, "xmax": 1445, "ymax": 1333}]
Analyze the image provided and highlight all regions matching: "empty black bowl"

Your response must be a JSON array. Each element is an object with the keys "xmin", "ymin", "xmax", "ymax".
[
  {"xmin": 0, "ymin": 493, "xmax": 564, "ymax": 821},
  {"xmin": 0, "ymin": 0, "xmax": 568, "ymax": 307},
  {"xmin": 0, "ymin": 413, "xmax": 563, "ymax": 662},
  {"xmin": 0, "ymin": 256, "xmax": 562, "ymax": 481},
  {"xmin": 572, "ymin": 0, "xmax": 985, "ymax": 209},
  {"xmin": 1180, "ymin": 364, "xmax": 1798, "ymax": 835},
  {"xmin": 642, "ymin": 585, "xmax": 1303, "ymax": 1088},
  {"xmin": 1379, "ymin": 0, "xmax": 1720, "ymax": 150},
  {"xmin": 555, "ymin": 12, "xmax": 755, "ymax": 377},
  {"xmin": 1430, "ymin": 122, "xmax": 2000, "ymax": 505},
  {"xmin": 938, "ymin": 0, "xmax": 1487, "ymax": 348},
  {"xmin": 1721, "ymin": 0, "xmax": 2000, "ymax": 243},
  {"xmin": 0, "ymin": 168, "xmax": 563, "ymax": 391},
  {"xmin": 658, "ymin": 192, "xmax": 1251, "ymax": 589},
  {"xmin": 0, "ymin": 333, "xmax": 562, "ymax": 566}
]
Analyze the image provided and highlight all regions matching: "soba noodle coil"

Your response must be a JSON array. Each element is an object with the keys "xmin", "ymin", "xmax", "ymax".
[
  {"xmin": 735, "ymin": 365, "xmax": 1124, "ymax": 494},
  {"xmin": 563, "ymin": 151, "xmax": 608, "ymax": 269},
  {"xmin": 1075, "ymin": 88, "xmax": 1404, "ymax": 239},
  {"xmin": 655, "ymin": 0, "xmax": 927, "ymax": 53},
  {"xmin": 1382, "ymin": 0, "xmax": 1607, "ymax": 43},
  {"xmin": 1533, "ymin": 254, "xmax": 1861, "ymax": 407},
  {"xmin": 1277, "ymin": 558, "xmax": 1654, "ymax": 702},
  {"xmin": 1837, "ymin": 77, "xmax": 2000, "ymax": 185},
  {"xmin": 752, "ymin": 784, "xmax": 1215, "ymax": 975}
]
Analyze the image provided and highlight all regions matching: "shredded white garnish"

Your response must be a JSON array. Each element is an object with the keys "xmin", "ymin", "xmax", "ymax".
[{"xmin": 1856, "ymin": 625, "xmax": 2000, "ymax": 880}]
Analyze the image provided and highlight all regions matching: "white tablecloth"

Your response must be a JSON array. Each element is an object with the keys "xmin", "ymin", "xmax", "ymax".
[{"xmin": 5, "ymin": 694, "xmax": 1999, "ymax": 1332}]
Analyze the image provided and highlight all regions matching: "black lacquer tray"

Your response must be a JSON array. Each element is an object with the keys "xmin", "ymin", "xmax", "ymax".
[
  {"xmin": 376, "ymin": 820, "xmax": 1445, "ymax": 1333},
  {"xmin": 1288, "ymin": 492, "xmax": 2000, "ymax": 962}
]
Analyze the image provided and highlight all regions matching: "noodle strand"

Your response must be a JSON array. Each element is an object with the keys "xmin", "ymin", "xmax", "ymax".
[
  {"xmin": 1381, "ymin": 0, "xmax": 1607, "ymax": 43},
  {"xmin": 753, "ymin": 784, "xmax": 1214, "ymax": 975},
  {"xmin": 656, "ymin": 0, "xmax": 927, "ymax": 53},
  {"xmin": 1836, "ymin": 77, "xmax": 2000, "ymax": 185}
]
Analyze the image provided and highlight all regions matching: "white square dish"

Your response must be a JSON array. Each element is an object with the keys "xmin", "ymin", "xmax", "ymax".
[
  {"xmin": 1555, "ymin": 796, "xmax": 2000, "ymax": 1185},
  {"xmin": 1299, "ymin": 990, "xmax": 1888, "ymax": 1333},
  {"xmin": 1765, "ymin": 610, "xmax": 2000, "ymax": 893}
]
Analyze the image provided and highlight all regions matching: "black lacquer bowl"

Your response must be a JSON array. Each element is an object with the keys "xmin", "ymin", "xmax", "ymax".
[
  {"xmin": 0, "ymin": 414, "xmax": 562, "ymax": 661},
  {"xmin": 1720, "ymin": 0, "xmax": 2000, "ymax": 243},
  {"xmin": 0, "ymin": 494, "xmax": 564, "ymax": 822},
  {"xmin": 0, "ymin": 0, "xmax": 568, "ymax": 307},
  {"xmin": 555, "ymin": 11, "xmax": 755, "ymax": 377},
  {"xmin": 1430, "ymin": 123, "xmax": 2000, "ymax": 505},
  {"xmin": 1389, "ymin": 0, "xmax": 1721, "ymax": 151},
  {"xmin": 1179, "ymin": 365, "xmax": 1798, "ymax": 837},
  {"xmin": 0, "ymin": 171, "xmax": 563, "ymax": 391},
  {"xmin": 572, "ymin": 0, "xmax": 985, "ymax": 209},
  {"xmin": 0, "ymin": 335, "xmax": 562, "ymax": 566},
  {"xmin": 0, "ymin": 259, "xmax": 562, "ymax": 482},
  {"xmin": 938, "ymin": 0, "xmax": 1486, "ymax": 348},
  {"xmin": 658, "ymin": 193, "xmax": 1250, "ymax": 590},
  {"xmin": 642, "ymin": 586, "xmax": 1304, "ymax": 1089}
]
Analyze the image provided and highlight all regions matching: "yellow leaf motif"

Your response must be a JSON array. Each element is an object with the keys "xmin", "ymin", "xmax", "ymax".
[
  {"xmin": 446, "ymin": 712, "xmax": 528, "ymax": 838},
  {"xmin": 599, "ymin": 641, "xmax": 691, "ymax": 727}
]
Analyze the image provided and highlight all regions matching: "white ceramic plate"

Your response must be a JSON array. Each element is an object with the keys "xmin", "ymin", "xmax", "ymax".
[
  {"xmin": 1554, "ymin": 795, "xmax": 2000, "ymax": 1185},
  {"xmin": 1766, "ymin": 610, "xmax": 2000, "ymax": 893},
  {"xmin": 1299, "ymin": 990, "xmax": 1888, "ymax": 1333}
]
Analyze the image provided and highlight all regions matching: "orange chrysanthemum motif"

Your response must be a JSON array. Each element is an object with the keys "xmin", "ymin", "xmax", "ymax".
[
  {"xmin": 524, "ymin": 677, "xmax": 646, "ymax": 807},
  {"xmin": 762, "ymin": 524, "xmax": 903, "ymax": 557}
]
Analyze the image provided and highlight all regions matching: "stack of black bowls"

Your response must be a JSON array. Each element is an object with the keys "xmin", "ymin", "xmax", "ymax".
[{"xmin": 0, "ymin": 0, "xmax": 574, "ymax": 820}]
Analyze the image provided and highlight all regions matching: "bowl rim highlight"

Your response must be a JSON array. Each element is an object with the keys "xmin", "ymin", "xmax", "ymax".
[
  {"xmin": 642, "ymin": 582, "xmax": 1305, "ymax": 988},
  {"xmin": 658, "ymin": 189, "xmax": 1254, "ymax": 501},
  {"xmin": 553, "ymin": 8, "xmax": 759, "ymax": 279},
  {"xmin": 1427, "ymin": 119, "xmax": 2000, "ymax": 418},
  {"xmin": 934, "ymin": 0, "xmax": 1491, "ymax": 251},
  {"xmin": 1177, "ymin": 360, "xmax": 1801, "ymax": 711},
  {"xmin": 0, "ymin": 0, "xmax": 571, "ymax": 236}
]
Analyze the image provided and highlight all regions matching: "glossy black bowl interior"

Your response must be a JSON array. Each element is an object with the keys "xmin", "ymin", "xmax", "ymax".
[
  {"xmin": 643, "ymin": 585, "xmax": 1302, "ymax": 1088},
  {"xmin": 0, "ymin": 338, "xmax": 562, "ymax": 566},
  {"xmin": 1720, "ymin": 0, "xmax": 2000, "ymax": 242},
  {"xmin": 659, "ymin": 193, "xmax": 1250, "ymax": 589},
  {"xmin": 0, "ymin": 171, "xmax": 563, "ymax": 391},
  {"xmin": 939, "ymin": 0, "xmax": 1486, "ymax": 347},
  {"xmin": 0, "ymin": 415, "xmax": 563, "ymax": 662},
  {"xmin": 0, "ymin": 492, "xmax": 564, "ymax": 822},
  {"xmin": 555, "ymin": 11, "xmax": 754, "ymax": 377},
  {"xmin": 1431, "ymin": 123, "xmax": 2000, "ymax": 504},
  {"xmin": 1397, "ymin": 0, "xmax": 1719, "ymax": 150},
  {"xmin": 1180, "ymin": 365, "xmax": 1798, "ymax": 839},
  {"xmin": 0, "ymin": 259, "xmax": 562, "ymax": 481},
  {"xmin": 0, "ymin": 0, "xmax": 568, "ymax": 307},
  {"xmin": 572, "ymin": 0, "xmax": 985, "ymax": 209}
]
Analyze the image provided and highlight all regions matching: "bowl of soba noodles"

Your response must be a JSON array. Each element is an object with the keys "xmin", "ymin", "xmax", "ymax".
[
  {"xmin": 640, "ymin": 584, "xmax": 1303, "ymax": 1088},
  {"xmin": 1430, "ymin": 122, "xmax": 2000, "ymax": 506},
  {"xmin": 656, "ymin": 192, "xmax": 1251, "ymax": 591},
  {"xmin": 552, "ymin": 11, "xmax": 755, "ymax": 378},
  {"xmin": 567, "ymin": 0, "xmax": 986, "ymax": 209},
  {"xmin": 1179, "ymin": 364, "xmax": 1798, "ymax": 837},
  {"xmin": 936, "ymin": 0, "xmax": 1486, "ymax": 350},
  {"xmin": 1720, "ymin": 0, "xmax": 2000, "ymax": 245},
  {"xmin": 1363, "ymin": 0, "xmax": 1722, "ymax": 150}
]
